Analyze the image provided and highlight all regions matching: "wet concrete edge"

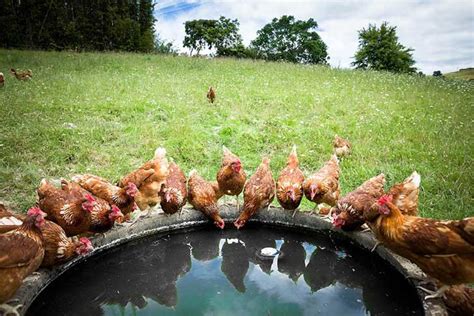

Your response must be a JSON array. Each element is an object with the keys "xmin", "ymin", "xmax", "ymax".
[{"xmin": 12, "ymin": 205, "xmax": 447, "ymax": 316}]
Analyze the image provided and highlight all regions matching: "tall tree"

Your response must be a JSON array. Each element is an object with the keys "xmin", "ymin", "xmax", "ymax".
[
  {"xmin": 138, "ymin": 0, "xmax": 155, "ymax": 52},
  {"xmin": 352, "ymin": 22, "xmax": 416, "ymax": 73},
  {"xmin": 183, "ymin": 16, "xmax": 242, "ymax": 56},
  {"xmin": 250, "ymin": 15, "xmax": 328, "ymax": 64}
]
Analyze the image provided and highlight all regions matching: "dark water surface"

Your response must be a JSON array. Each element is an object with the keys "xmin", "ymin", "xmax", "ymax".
[{"xmin": 28, "ymin": 224, "xmax": 423, "ymax": 316}]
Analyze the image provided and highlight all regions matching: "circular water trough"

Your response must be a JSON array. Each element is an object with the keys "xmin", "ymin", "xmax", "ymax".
[{"xmin": 11, "ymin": 205, "xmax": 447, "ymax": 315}]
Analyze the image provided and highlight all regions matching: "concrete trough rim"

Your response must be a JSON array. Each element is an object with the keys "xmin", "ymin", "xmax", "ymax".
[{"xmin": 11, "ymin": 204, "xmax": 447, "ymax": 316}]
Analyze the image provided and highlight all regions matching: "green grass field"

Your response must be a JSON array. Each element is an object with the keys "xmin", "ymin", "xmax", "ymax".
[{"xmin": 0, "ymin": 49, "xmax": 472, "ymax": 219}]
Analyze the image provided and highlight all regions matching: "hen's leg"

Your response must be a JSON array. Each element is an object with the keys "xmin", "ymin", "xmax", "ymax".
[
  {"xmin": 0, "ymin": 302, "xmax": 23, "ymax": 316},
  {"xmin": 292, "ymin": 209, "xmax": 298, "ymax": 218},
  {"xmin": 370, "ymin": 241, "xmax": 382, "ymax": 252},
  {"xmin": 417, "ymin": 284, "xmax": 448, "ymax": 299},
  {"xmin": 308, "ymin": 204, "xmax": 318, "ymax": 215}
]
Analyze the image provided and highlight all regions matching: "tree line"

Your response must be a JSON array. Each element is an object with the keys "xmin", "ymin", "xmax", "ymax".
[
  {"xmin": 183, "ymin": 16, "xmax": 416, "ymax": 74},
  {"xmin": 0, "ymin": 0, "xmax": 156, "ymax": 52},
  {"xmin": 0, "ymin": 3, "xmax": 417, "ymax": 74}
]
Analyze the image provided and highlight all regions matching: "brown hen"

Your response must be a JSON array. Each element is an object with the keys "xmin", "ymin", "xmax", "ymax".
[
  {"xmin": 119, "ymin": 147, "xmax": 169, "ymax": 214},
  {"xmin": 188, "ymin": 170, "xmax": 225, "ymax": 229},
  {"xmin": 443, "ymin": 284, "xmax": 474, "ymax": 316},
  {"xmin": 276, "ymin": 145, "xmax": 304, "ymax": 215},
  {"xmin": 375, "ymin": 195, "xmax": 474, "ymax": 299},
  {"xmin": 0, "ymin": 72, "xmax": 4, "ymax": 87},
  {"xmin": 333, "ymin": 135, "xmax": 351, "ymax": 157},
  {"xmin": 216, "ymin": 146, "xmax": 246, "ymax": 209},
  {"xmin": 207, "ymin": 86, "xmax": 216, "ymax": 103},
  {"xmin": 234, "ymin": 157, "xmax": 275, "ymax": 229},
  {"xmin": 0, "ymin": 205, "xmax": 93, "ymax": 268},
  {"xmin": 72, "ymin": 174, "xmax": 139, "ymax": 217},
  {"xmin": 10, "ymin": 68, "xmax": 32, "ymax": 80},
  {"xmin": 37, "ymin": 179, "xmax": 93, "ymax": 236},
  {"xmin": 331, "ymin": 173, "xmax": 385, "ymax": 231},
  {"xmin": 303, "ymin": 155, "xmax": 340, "ymax": 215},
  {"xmin": 0, "ymin": 207, "xmax": 45, "ymax": 306},
  {"xmin": 159, "ymin": 162, "xmax": 187, "ymax": 215}
]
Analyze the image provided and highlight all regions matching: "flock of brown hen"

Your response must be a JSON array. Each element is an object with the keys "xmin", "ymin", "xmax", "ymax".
[
  {"xmin": 0, "ymin": 69, "xmax": 33, "ymax": 87},
  {"xmin": 0, "ymin": 86, "xmax": 472, "ymax": 316}
]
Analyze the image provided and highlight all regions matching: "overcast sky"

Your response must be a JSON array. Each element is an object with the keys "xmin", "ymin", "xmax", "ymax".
[{"xmin": 154, "ymin": 0, "xmax": 474, "ymax": 74}]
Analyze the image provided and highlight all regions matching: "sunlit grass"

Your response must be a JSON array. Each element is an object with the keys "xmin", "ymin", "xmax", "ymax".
[{"xmin": 0, "ymin": 49, "xmax": 472, "ymax": 219}]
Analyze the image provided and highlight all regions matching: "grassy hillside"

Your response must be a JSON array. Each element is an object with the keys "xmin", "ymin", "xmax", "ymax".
[
  {"xmin": 0, "ymin": 49, "xmax": 472, "ymax": 219},
  {"xmin": 445, "ymin": 67, "xmax": 474, "ymax": 80}
]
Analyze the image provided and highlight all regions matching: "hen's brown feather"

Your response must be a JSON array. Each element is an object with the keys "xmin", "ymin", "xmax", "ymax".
[
  {"xmin": 37, "ymin": 179, "xmax": 92, "ymax": 236},
  {"xmin": 303, "ymin": 155, "xmax": 340, "ymax": 208},
  {"xmin": 216, "ymin": 146, "xmax": 246, "ymax": 198},
  {"xmin": 188, "ymin": 170, "xmax": 223, "ymax": 228},
  {"xmin": 235, "ymin": 157, "xmax": 275, "ymax": 229},
  {"xmin": 0, "ymin": 215, "xmax": 44, "ymax": 303},
  {"xmin": 277, "ymin": 146, "xmax": 304, "ymax": 210},
  {"xmin": 373, "ymin": 201, "xmax": 474, "ymax": 285},
  {"xmin": 159, "ymin": 162, "xmax": 187, "ymax": 215}
]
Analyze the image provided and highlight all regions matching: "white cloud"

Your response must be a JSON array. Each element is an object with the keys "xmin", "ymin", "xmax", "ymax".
[{"xmin": 155, "ymin": 0, "xmax": 474, "ymax": 74}]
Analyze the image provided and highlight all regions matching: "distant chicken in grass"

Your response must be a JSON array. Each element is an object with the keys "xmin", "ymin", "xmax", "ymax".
[
  {"xmin": 0, "ymin": 72, "xmax": 4, "ymax": 87},
  {"xmin": 207, "ymin": 86, "xmax": 216, "ymax": 103},
  {"xmin": 234, "ymin": 157, "xmax": 275, "ymax": 229},
  {"xmin": 374, "ymin": 195, "xmax": 474, "ymax": 299},
  {"xmin": 188, "ymin": 170, "xmax": 225, "ymax": 229},
  {"xmin": 0, "ymin": 205, "xmax": 93, "ymax": 268},
  {"xmin": 216, "ymin": 146, "xmax": 246, "ymax": 209},
  {"xmin": 37, "ymin": 179, "xmax": 93, "ymax": 236},
  {"xmin": 333, "ymin": 135, "xmax": 351, "ymax": 157},
  {"xmin": 159, "ymin": 162, "xmax": 187, "ymax": 215},
  {"xmin": 72, "ymin": 174, "xmax": 141, "ymax": 219},
  {"xmin": 10, "ymin": 68, "xmax": 32, "ymax": 81},
  {"xmin": 0, "ymin": 207, "xmax": 45, "ymax": 314},
  {"xmin": 331, "ymin": 173, "xmax": 385, "ymax": 231},
  {"xmin": 276, "ymin": 145, "xmax": 304, "ymax": 217},
  {"xmin": 119, "ymin": 147, "xmax": 169, "ymax": 215},
  {"xmin": 303, "ymin": 155, "xmax": 340, "ymax": 216}
]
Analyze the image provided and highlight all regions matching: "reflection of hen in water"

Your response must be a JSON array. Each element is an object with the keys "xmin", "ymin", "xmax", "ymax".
[
  {"xmin": 240, "ymin": 230, "xmax": 277, "ymax": 274},
  {"xmin": 304, "ymin": 247, "xmax": 339, "ymax": 292},
  {"xmin": 277, "ymin": 239, "xmax": 306, "ymax": 282},
  {"xmin": 147, "ymin": 234, "xmax": 192, "ymax": 307},
  {"xmin": 190, "ymin": 229, "xmax": 220, "ymax": 261},
  {"xmin": 221, "ymin": 239, "xmax": 249, "ymax": 293},
  {"xmin": 96, "ymin": 233, "xmax": 191, "ymax": 309}
]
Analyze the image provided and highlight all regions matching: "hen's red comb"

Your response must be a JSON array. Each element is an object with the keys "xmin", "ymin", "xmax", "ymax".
[{"xmin": 378, "ymin": 195, "xmax": 393, "ymax": 205}]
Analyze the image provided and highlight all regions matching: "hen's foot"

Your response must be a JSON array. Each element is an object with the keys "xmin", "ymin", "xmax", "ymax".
[
  {"xmin": 417, "ymin": 285, "xmax": 448, "ymax": 299},
  {"xmin": 0, "ymin": 303, "xmax": 23, "ymax": 316}
]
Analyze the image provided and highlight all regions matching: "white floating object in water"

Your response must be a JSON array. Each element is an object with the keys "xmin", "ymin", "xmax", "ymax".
[{"xmin": 260, "ymin": 247, "xmax": 279, "ymax": 257}]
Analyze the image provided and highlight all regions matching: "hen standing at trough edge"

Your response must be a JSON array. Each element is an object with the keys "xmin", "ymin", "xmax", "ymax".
[
  {"xmin": 37, "ymin": 179, "xmax": 93, "ymax": 236},
  {"xmin": 72, "ymin": 174, "xmax": 141, "ymax": 218},
  {"xmin": 276, "ymin": 145, "xmax": 304, "ymax": 216},
  {"xmin": 0, "ymin": 207, "xmax": 45, "ymax": 315},
  {"xmin": 159, "ymin": 162, "xmax": 187, "ymax": 215},
  {"xmin": 188, "ymin": 170, "xmax": 225, "ymax": 229},
  {"xmin": 331, "ymin": 173, "xmax": 385, "ymax": 231},
  {"xmin": 234, "ymin": 157, "xmax": 275, "ymax": 229},
  {"xmin": 119, "ymin": 147, "xmax": 169, "ymax": 215},
  {"xmin": 216, "ymin": 146, "xmax": 246, "ymax": 209},
  {"xmin": 303, "ymin": 155, "xmax": 340, "ymax": 216},
  {"xmin": 375, "ymin": 195, "xmax": 474, "ymax": 299},
  {"xmin": 0, "ymin": 205, "xmax": 93, "ymax": 267}
]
